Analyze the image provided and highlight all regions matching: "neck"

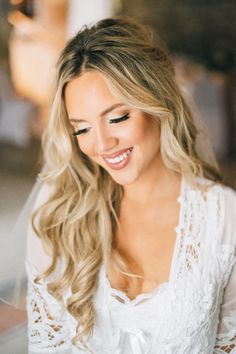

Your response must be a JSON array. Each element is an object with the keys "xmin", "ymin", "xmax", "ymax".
[{"xmin": 123, "ymin": 157, "xmax": 182, "ymax": 205}]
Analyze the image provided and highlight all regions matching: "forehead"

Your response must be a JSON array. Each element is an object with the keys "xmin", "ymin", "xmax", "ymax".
[{"xmin": 65, "ymin": 71, "xmax": 120, "ymax": 118}]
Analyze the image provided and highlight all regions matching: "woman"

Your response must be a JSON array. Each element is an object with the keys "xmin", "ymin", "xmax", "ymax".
[{"xmin": 25, "ymin": 17, "xmax": 236, "ymax": 353}]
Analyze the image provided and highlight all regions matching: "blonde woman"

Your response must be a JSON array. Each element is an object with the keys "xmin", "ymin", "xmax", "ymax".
[{"xmin": 25, "ymin": 17, "xmax": 236, "ymax": 354}]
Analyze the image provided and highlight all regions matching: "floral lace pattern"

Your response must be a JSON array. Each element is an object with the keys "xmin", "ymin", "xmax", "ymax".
[
  {"xmin": 26, "ymin": 263, "xmax": 71, "ymax": 353},
  {"xmin": 214, "ymin": 310, "xmax": 236, "ymax": 354},
  {"xmin": 26, "ymin": 177, "xmax": 236, "ymax": 353}
]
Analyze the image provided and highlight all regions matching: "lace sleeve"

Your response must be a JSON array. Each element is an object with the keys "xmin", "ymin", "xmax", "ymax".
[
  {"xmin": 213, "ymin": 260, "xmax": 236, "ymax": 353},
  {"xmin": 26, "ymin": 182, "xmax": 72, "ymax": 353},
  {"xmin": 26, "ymin": 263, "xmax": 72, "ymax": 353},
  {"xmin": 213, "ymin": 187, "xmax": 236, "ymax": 354}
]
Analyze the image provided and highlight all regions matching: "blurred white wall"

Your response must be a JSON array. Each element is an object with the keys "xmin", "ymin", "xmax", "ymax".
[{"xmin": 67, "ymin": 0, "xmax": 113, "ymax": 38}]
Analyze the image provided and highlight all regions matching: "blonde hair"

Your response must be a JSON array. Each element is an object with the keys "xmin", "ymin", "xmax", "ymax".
[{"xmin": 33, "ymin": 17, "xmax": 221, "ymax": 352}]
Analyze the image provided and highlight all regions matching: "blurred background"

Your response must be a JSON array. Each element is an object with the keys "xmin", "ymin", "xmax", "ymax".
[{"xmin": 0, "ymin": 0, "xmax": 236, "ymax": 352}]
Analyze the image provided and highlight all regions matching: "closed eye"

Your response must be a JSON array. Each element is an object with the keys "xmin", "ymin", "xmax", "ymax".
[
  {"xmin": 108, "ymin": 113, "xmax": 130, "ymax": 124},
  {"xmin": 72, "ymin": 113, "xmax": 130, "ymax": 136},
  {"xmin": 72, "ymin": 127, "xmax": 90, "ymax": 136}
]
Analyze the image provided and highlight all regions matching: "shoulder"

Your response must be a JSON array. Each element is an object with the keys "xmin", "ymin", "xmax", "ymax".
[
  {"xmin": 26, "ymin": 180, "xmax": 56, "ymax": 273},
  {"xmin": 214, "ymin": 182, "xmax": 236, "ymax": 246},
  {"xmin": 33, "ymin": 180, "xmax": 56, "ymax": 211},
  {"xmin": 192, "ymin": 177, "xmax": 236, "ymax": 246},
  {"xmin": 191, "ymin": 175, "xmax": 236, "ymax": 205},
  {"xmin": 199, "ymin": 177, "xmax": 236, "ymax": 215}
]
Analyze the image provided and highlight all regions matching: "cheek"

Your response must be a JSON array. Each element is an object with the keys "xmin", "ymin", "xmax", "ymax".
[
  {"xmin": 122, "ymin": 119, "xmax": 149, "ymax": 146},
  {"xmin": 136, "ymin": 120, "xmax": 161, "ymax": 157},
  {"xmin": 130, "ymin": 118, "xmax": 159, "ymax": 147},
  {"xmin": 76, "ymin": 138, "xmax": 94, "ymax": 157}
]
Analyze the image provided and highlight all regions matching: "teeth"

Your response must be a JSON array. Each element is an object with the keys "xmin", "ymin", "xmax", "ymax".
[{"xmin": 105, "ymin": 148, "xmax": 132, "ymax": 164}]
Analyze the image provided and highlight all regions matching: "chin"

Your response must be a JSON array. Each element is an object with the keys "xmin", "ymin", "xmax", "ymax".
[
  {"xmin": 108, "ymin": 171, "xmax": 139, "ymax": 186},
  {"xmin": 97, "ymin": 160, "xmax": 140, "ymax": 185}
]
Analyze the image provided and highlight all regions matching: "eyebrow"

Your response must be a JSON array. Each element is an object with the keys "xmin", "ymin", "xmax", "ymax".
[{"xmin": 69, "ymin": 103, "xmax": 125, "ymax": 123}]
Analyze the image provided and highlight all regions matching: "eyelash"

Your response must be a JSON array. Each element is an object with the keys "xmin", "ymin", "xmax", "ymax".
[
  {"xmin": 72, "ymin": 128, "xmax": 89, "ymax": 136},
  {"xmin": 108, "ymin": 113, "xmax": 129, "ymax": 124},
  {"xmin": 72, "ymin": 113, "xmax": 130, "ymax": 136}
]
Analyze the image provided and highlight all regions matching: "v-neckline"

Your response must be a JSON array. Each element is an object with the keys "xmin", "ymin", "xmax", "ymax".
[{"xmin": 102, "ymin": 175, "xmax": 187, "ymax": 305}]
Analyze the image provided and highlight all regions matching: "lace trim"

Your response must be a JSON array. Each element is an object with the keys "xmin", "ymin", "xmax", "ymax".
[
  {"xmin": 214, "ymin": 310, "xmax": 236, "ymax": 353},
  {"xmin": 214, "ymin": 336, "xmax": 236, "ymax": 354},
  {"xmin": 108, "ymin": 278, "xmax": 169, "ymax": 305},
  {"xmin": 26, "ymin": 263, "xmax": 71, "ymax": 352}
]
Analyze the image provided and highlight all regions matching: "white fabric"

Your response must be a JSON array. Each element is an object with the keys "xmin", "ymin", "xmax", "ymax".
[{"xmin": 26, "ymin": 176, "xmax": 236, "ymax": 354}]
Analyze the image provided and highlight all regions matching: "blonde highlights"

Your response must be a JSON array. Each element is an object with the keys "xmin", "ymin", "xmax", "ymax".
[{"xmin": 32, "ymin": 17, "xmax": 221, "ymax": 352}]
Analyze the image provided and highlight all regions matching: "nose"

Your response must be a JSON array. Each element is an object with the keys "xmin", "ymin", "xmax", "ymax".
[{"xmin": 94, "ymin": 126, "xmax": 118, "ymax": 153}]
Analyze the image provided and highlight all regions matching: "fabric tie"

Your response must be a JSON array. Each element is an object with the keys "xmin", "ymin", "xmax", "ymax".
[{"xmin": 113, "ymin": 327, "xmax": 151, "ymax": 354}]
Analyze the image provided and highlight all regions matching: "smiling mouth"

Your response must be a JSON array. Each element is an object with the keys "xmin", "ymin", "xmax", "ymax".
[{"xmin": 102, "ymin": 147, "xmax": 133, "ymax": 168}]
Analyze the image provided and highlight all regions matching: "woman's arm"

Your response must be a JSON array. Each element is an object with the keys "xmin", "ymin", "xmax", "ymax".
[
  {"xmin": 213, "ymin": 187, "xmax": 236, "ymax": 353},
  {"xmin": 213, "ymin": 260, "xmax": 236, "ymax": 353},
  {"xmin": 26, "ymin": 262, "xmax": 72, "ymax": 353},
  {"xmin": 26, "ymin": 182, "xmax": 72, "ymax": 353}
]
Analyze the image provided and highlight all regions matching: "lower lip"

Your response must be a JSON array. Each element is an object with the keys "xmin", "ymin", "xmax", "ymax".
[{"xmin": 103, "ymin": 148, "xmax": 133, "ymax": 170}]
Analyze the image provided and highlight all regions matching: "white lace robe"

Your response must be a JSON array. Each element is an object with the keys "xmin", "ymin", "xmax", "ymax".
[{"xmin": 26, "ymin": 177, "xmax": 236, "ymax": 353}]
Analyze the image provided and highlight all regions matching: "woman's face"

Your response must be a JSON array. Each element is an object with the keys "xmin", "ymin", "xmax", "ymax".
[{"xmin": 65, "ymin": 71, "xmax": 161, "ymax": 186}]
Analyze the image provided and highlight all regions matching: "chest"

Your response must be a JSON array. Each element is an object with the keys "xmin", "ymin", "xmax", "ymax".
[{"xmin": 109, "ymin": 199, "xmax": 180, "ymax": 298}]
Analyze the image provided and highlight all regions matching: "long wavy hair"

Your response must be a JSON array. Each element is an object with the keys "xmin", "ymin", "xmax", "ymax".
[{"xmin": 32, "ymin": 16, "xmax": 221, "ymax": 352}]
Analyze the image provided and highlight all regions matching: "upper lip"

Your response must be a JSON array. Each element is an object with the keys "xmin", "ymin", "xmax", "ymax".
[{"xmin": 101, "ymin": 147, "xmax": 133, "ymax": 159}]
